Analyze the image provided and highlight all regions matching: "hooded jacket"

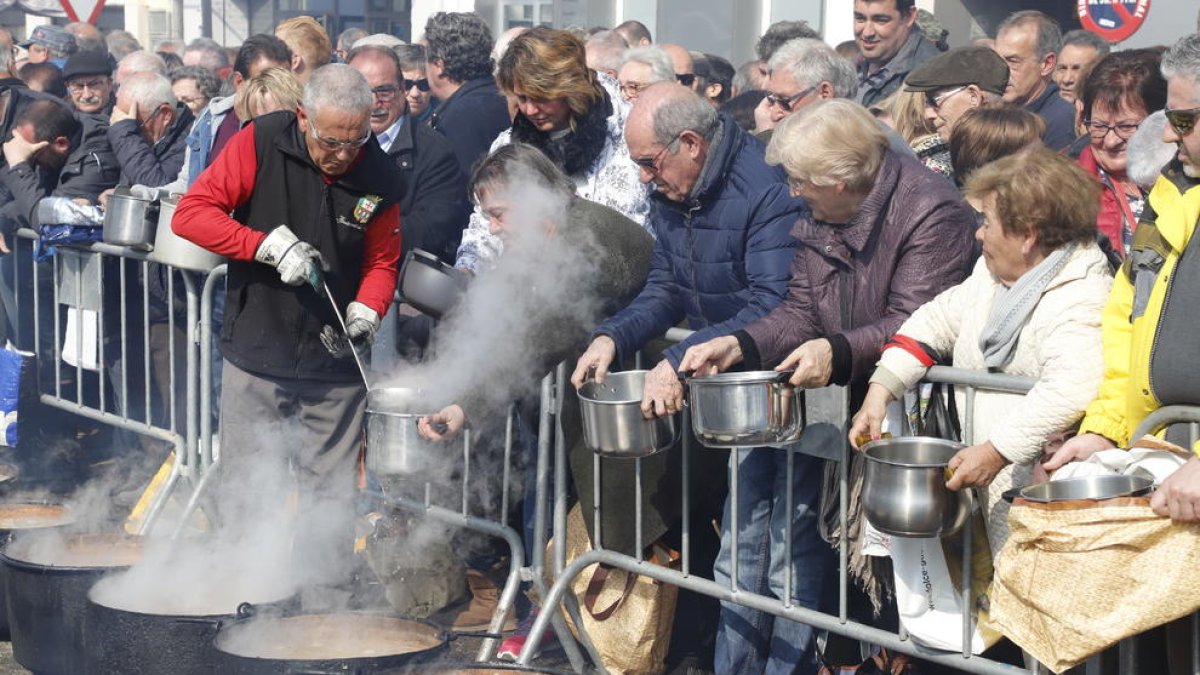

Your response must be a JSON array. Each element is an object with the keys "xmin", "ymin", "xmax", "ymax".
[{"xmin": 595, "ymin": 113, "xmax": 802, "ymax": 367}]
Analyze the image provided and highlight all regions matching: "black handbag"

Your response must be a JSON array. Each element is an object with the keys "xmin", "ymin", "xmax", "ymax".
[{"xmin": 921, "ymin": 382, "xmax": 962, "ymax": 442}]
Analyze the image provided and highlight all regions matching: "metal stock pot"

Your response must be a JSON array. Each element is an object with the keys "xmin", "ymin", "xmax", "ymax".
[
  {"xmin": 861, "ymin": 436, "xmax": 970, "ymax": 537},
  {"xmin": 148, "ymin": 194, "xmax": 226, "ymax": 272},
  {"xmin": 103, "ymin": 187, "xmax": 158, "ymax": 248},
  {"xmin": 1018, "ymin": 475, "xmax": 1155, "ymax": 503},
  {"xmin": 578, "ymin": 370, "xmax": 678, "ymax": 458},
  {"xmin": 365, "ymin": 387, "xmax": 449, "ymax": 478},
  {"xmin": 686, "ymin": 371, "xmax": 803, "ymax": 448}
]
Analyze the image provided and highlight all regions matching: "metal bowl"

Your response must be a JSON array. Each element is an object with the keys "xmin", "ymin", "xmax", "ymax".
[
  {"xmin": 578, "ymin": 371, "xmax": 677, "ymax": 458},
  {"xmin": 686, "ymin": 371, "xmax": 802, "ymax": 448},
  {"xmin": 1018, "ymin": 475, "xmax": 1155, "ymax": 503},
  {"xmin": 103, "ymin": 187, "xmax": 158, "ymax": 249},
  {"xmin": 399, "ymin": 249, "xmax": 467, "ymax": 319},
  {"xmin": 861, "ymin": 436, "xmax": 970, "ymax": 538}
]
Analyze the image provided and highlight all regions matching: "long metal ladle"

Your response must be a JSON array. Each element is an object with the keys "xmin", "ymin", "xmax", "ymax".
[{"xmin": 322, "ymin": 280, "xmax": 371, "ymax": 390}]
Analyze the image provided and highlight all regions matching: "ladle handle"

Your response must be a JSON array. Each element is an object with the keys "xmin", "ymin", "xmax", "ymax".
[{"xmin": 321, "ymin": 280, "xmax": 371, "ymax": 391}]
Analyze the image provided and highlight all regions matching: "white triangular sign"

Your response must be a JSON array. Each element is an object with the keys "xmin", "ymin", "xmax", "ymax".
[{"xmin": 58, "ymin": 0, "xmax": 105, "ymax": 24}]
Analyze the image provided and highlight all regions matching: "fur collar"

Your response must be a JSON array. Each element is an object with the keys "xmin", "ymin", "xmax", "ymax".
[{"xmin": 510, "ymin": 87, "xmax": 613, "ymax": 177}]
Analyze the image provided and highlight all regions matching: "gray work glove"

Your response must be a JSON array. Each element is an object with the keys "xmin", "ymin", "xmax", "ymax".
[
  {"xmin": 320, "ymin": 301, "xmax": 380, "ymax": 358},
  {"xmin": 254, "ymin": 224, "xmax": 328, "ymax": 288}
]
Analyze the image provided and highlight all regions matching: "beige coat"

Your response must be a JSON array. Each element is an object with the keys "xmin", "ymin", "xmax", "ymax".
[{"xmin": 876, "ymin": 244, "xmax": 1112, "ymax": 554}]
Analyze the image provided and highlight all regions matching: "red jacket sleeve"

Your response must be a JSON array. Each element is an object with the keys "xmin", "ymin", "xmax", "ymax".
[
  {"xmin": 356, "ymin": 202, "xmax": 400, "ymax": 317},
  {"xmin": 172, "ymin": 122, "xmax": 267, "ymax": 260}
]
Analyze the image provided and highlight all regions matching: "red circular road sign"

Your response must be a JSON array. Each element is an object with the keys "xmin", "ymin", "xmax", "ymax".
[{"xmin": 1077, "ymin": 0, "xmax": 1151, "ymax": 43}]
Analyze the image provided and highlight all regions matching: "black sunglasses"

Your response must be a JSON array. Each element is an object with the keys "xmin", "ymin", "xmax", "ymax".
[
  {"xmin": 676, "ymin": 73, "xmax": 695, "ymax": 87},
  {"xmin": 1165, "ymin": 105, "xmax": 1200, "ymax": 135},
  {"xmin": 403, "ymin": 78, "xmax": 430, "ymax": 92}
]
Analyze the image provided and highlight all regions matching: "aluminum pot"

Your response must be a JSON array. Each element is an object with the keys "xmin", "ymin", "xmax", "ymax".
[
  {"xmin": 1019, "ymin": 475, "xmax": 1155, "ymax": 503},
  {"xmin": 366, "ymin": 387, "xmax": 449, "ymax": 478},
  {"xmin": 103, "ymin": 187, "xmax": 158, "ymax": 248},
  {"xmin": 399, "ymin": 249, "xmax": 467, "ymax": 319},
  {"xmin": 687, "ymin": 371, "xmax": 802, "ymax": 448},
  {"xmin": 148, "ymin": 194, "xmax": 226, "ymax": 272},
  {"xmin": 578, "ymin": 370, "xmax": 677, "ymax": 458},
  {"xmin": 2, "ymin": 532, "xmax": 142, "ymax": 675},
  {"xmin": 861, "ymin": 436, "xmax": 970, "ymax": 538}
]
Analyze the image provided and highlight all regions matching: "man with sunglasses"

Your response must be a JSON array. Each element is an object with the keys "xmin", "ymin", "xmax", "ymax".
[
  {"xmin": 173, "ymin": 64, "xmax": 402, "ymax": 590},
  {"xmin": 396, "ymin": 45, "xmax": 435, "ymax": 124},
  {"xmin": 660, "ymin": 43, "xmax": 699, "ymax": 92},
  {"xmin": 1050, "ymin": 34, "xmax": 1200, "ymax": 523}
]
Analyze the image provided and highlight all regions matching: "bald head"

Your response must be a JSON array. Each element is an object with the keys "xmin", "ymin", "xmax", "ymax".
[
  {"xmin": 626, "ymin": 82, "xmax": 716, "ymax": 203},
  {"xmin": 659, "ymin": 44, "xmax": 693, "ymax": 79}
]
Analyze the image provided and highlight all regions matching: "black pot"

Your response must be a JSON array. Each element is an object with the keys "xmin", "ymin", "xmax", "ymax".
[
  {"xmin": 0, "ymin": 501, "xmax": 75, "ymax": 640},
  {"xmin": 85, "ymin": 578, "xmax": 296, "ymax": 675},
  {"xmin": 1, "ymin": 532, "xmax": 142, "ymax": 675},
  {"xmin": 211, "ymin": 610, "xmax": 455, "ymax": 674},
  {"xmin": 398, "ymin": 249, "xmax": 467, "ymax": 319}
]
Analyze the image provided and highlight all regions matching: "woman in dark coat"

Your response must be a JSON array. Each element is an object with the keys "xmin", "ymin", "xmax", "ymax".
[{"xmin": 678, "ymin": 99, "xmax": 977, "ymax": 673}]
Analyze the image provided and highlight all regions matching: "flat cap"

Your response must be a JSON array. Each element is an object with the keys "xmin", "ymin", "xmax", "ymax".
[
  {"xmin": 904, "ymin": 46, "xmax": 1008, "ymax": 95},
  {"xmin": 62, "ymin": 49, "xmax": 113, "ymax": 80},
  {"xmin": 19, "ymin": 25, "xmax": 77, "ymax": 55}
]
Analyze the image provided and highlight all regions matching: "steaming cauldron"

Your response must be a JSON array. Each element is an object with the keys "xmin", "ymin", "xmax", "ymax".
[
  {"xmin": 211, "ymin": 610, "xmax": 457, "ymax": 673},
  {"xmin": 0, "ymin": 501, "xmax": 76, "ymax": 639},
  {"xmin": 85, "ymin": 576, "xmax": 297, "ymax": 675},
  {"xmin": 1, "ymin": 532, "xmax": 142, "ymax": 675}
]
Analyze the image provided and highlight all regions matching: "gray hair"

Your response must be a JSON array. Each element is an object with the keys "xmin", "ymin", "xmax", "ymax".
[
  {"xmin": 394, "ymin": 44, "xmax": 426, "ymax": 73},
  {"xmin": 122, "ymin": 71, "xmax": 177, "ymax": 110},
  {"xmin": 117, "ymin": 50, "xmax": 167, "ymax": 78},
  {"xmin": 353, "ymin": 33, "xmax": 406, "ymax": 49},
  {"xmin": 650, "ymin": 85, "xmax": 718, "ymax": 146},
  {"xmin": 732, "ymin": 59, "xmax": 767, "ymax": 94},
  {"xmin": 153, "ymin": 39, "xmax": 184, "ymax": 53},
  {"xmin": 106, "ymin": 30, "xmax": 141, "ymax": 60},
  {"xmin": 470, "ymin": 143, "xmax": 576, "ymax": 204},
  {"xmin": 997, "ymin": 10, "xmax": 1062, "ymax": 60},
  {"xmin": 1060, "ymin": 29, "xmax": 1110, "ymax": 58},
  {"xmin": 768, "ymin": 37, "xmax": 858, "ymax": 99},
  {"xmin": 184, "ymin": 37, "xmax": 229, "ymax": 70},
  {"xmin": 620, "ymin": 46, "xmax": 674, "ymax": 84},
  {"xmin": 171, "ymin": 64, "xmax": 222, "ymax": 100},
  {"xmin": 302, "ymin": 63, "xmax": 373, "ymax": 115},
  {"xmin": 1126, "ymin": 110, "xmax": 1176, "ymax": 189},
  {"xmin": 1163, "ymin": 33, "xmax": 1200, "ymax": 87},
  {"xmin": 337, "ymin": 27, "xmax": 369, "ymax": 52},
  {"xmin": 585, "ymin": 30, "xmax": 629, "ymax": 73}
]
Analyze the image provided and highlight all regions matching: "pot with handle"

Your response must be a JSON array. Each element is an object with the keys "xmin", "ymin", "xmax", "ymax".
[
  {"xmin": 398, "ymin": 249, "xmax": 468, "ymax": 319},
  {"xmin": 366, "ymin": 387, "xmax": 455, "ymax": 478},
  {"xmin": 148, "ymin": 194, "xmax": 226, "ymax": 272},
  {"xmin": 861, "ymin": 436, "xmax": 971, "ymax": 537},
  {"xmin": 578, "ymin": 370, "xmax": 678, "ymax": 458},
  {"xmin": 686, "ymin": 371, "xmax": 804, "ymax": 448},
  {"xmin": 103, "ymin": 186, "xmax": 158, "ymax": 248}
]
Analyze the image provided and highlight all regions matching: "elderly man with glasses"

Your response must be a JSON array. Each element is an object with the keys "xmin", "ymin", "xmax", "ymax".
[
  {"xmin": 106, "ymin": 71, "xmax": 194, "ymax": 187},
  {"xmin": 173, "ymin": 64, "xmax": 403, "ymax": 595},
  {"xmin": 62, "ymin": 50, "xmax": 115, "ymax": 116},
  {"xmin": 903, "ymin": 45, "xmax": 1009, "ymax": 142}
]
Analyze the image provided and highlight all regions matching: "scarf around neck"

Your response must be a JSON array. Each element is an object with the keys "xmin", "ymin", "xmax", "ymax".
[{"xmin": 979, "ymin": 243, "xmax": 1075, "ymax": 369}]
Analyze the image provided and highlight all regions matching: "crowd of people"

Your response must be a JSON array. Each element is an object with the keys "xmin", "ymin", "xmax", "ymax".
[{"xmin": 0, "ymin": 1, "xmax": 1198, "ymax": 673}]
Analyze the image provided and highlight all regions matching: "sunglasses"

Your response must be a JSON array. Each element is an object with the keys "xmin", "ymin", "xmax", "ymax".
[
  {"xmin": 1165, "ymin": 105, "xmax": 1200, "ymax": 135},
  {"xmin": 766, "ymin": 86, "xmax": 816, "ymax": 113},
  {"xmin": 676, "ymin": 73, "xmax": 695, "ymax": 87},
  {"xmin": 403, "ymin": 78, "xmax": 430, "ymax": 92}
]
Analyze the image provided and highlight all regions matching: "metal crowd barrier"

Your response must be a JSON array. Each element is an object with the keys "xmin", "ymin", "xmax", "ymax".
[
  {"xmin": 5, "ymin": 229, "xmax": 204, "ymax": 535},
  {"xmin": 519, "ymin": 329, "xmax": 1045, "ymax": 674}
]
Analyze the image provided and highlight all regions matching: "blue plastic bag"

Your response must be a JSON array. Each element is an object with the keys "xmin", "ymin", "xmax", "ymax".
[{"xmin": 0, "ymin": 345, "xmax": 35, "ymax": 448}]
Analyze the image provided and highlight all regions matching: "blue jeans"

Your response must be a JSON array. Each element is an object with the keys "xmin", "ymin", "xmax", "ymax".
[{"xmin": 713, "ymin": 447, "xmax": 833, "ymax": 675}]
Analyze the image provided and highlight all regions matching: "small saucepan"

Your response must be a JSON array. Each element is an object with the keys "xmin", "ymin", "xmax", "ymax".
[{"xmin": 399, "ymin": 249, "xmax": 468, "ymax": 319}]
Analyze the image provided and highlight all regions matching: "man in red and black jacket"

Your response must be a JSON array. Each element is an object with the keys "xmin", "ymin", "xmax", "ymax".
[{"xmin": 173, "ymin": 63, "xmax": 401, "ymax": 591}]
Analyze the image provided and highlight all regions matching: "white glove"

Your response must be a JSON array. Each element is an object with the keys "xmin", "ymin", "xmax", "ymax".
[
  {"xmin": 320, "ymin": 301, "xmax": 380, "ymax": 357},
  {"xmin": 254, "ymin": 225, "xmax": 328, "ymax": 288}
]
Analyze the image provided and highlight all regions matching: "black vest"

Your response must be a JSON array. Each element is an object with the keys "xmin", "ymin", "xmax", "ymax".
[{"xmin": 221, "ymin": 111, "xmax": 401, "ymax": 382}]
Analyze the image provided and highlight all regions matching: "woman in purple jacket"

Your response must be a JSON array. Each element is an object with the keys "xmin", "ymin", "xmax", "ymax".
[{"xmin": 679, "ymin": 99, "xmax": 976, "ymax": 671}]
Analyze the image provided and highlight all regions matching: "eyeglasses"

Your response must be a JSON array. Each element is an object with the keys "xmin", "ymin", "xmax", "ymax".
[
  {"xmin": 371, "ymin": 85, "xmax": 399, "ymax": 101},
  {"xmin": 403, "ymin": 78, "xmax": 430, "ymax": 92},
  {"xmin": 620, "ymin": 81, "xmax": 651, "ymax": 98},
  {"xmin": 67, "ymin": 77, "xmax": 109, "ymax": 93},
  {"xmin": 676, "ymin": 73, "xmax": 695, "ymax": 87},
  {"xmin": 633, "ymin": 131, "xmax": 684, "ymax": 175},
  {"xmin": 1084, "ymin": 119, "xmax": 1140, "ymax": 141},
  {"xmin": 1165, "ymin": 105, "xmax": 1200, "ymax": 135},
  {"xmin": 308, "ymin": 122, "xmax": 372, "ymax": 152},
  {"xmin": 766, "ymin": 86, "xmax": 816, "ymax": 113},
  {"xmin": 925, "ymin": 86, "xmax": 966, "ymax": 110}
]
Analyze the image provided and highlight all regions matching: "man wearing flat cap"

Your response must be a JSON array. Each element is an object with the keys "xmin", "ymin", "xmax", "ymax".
[
  {"xmin": 904, "ymin": 45, "xmax": 1008, "ymax": 142},
  {"xmin": 62, "ymin": 50, "xmax": 116, "ymax": 116},
  {"xmin": 19, "ymin": 25, "xmax": 77, "ymax": 67}
]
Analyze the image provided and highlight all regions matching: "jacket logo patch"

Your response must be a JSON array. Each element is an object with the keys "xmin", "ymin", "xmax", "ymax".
[{"xmin": 353, "ymin": 195, "xmax": 381, "ymax": 224}]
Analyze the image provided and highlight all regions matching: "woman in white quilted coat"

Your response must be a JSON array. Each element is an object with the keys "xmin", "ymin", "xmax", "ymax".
[
  {"xmin": 454, "ymin": 27, "xmax": 651, "ymax": 274},
  {"xmin": 848, "ymin": 148, "xmax": 1113, "ymax": 554}
]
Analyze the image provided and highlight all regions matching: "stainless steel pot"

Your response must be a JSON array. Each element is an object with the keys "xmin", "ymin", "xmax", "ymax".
[
  {"xmin": 148, "ymin": 195, "xmax": 226, "ymax": 272},
  {"xmin": 686, "ymin": 371, "xmax": 802, "ymax": 448},
  {"xmin": 578, "ymin": 371, "xmax": 677, "ymax": 458},
  {"xmin": 103, "ymin": 187, "xmax": 157, "ymax": 249},
  {"xmin": 1018, "ymin": 475, "xmax": 1154, "ymax": 503},
  {"xmin": 861, "ymin": 436, "xmax": 970, "ymax": 538},
  {"xmin": 365, "ymin": 387, "xmax": 448, "ymax": 478},
  {"xmin": 399, "ymin": 249, "xmax": 467, "ymax": 319}
]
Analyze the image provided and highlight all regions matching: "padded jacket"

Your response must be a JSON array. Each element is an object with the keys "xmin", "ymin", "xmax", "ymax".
[{"xmin": 595, "ymin": 113, "xmax": 802, "ymax": 367}]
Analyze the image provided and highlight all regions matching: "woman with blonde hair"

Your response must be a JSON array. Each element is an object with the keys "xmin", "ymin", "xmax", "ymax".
[
  {"xmin": 878, "ymin": 88, "xmax": 953, "ymax": 179},
  {"xmin": 454, "ymin": 26, "xmax": 649, "ymax": 273},
  {"xmin": 235, "ymin": 66, "xmax": 303, "ymax": 121}
]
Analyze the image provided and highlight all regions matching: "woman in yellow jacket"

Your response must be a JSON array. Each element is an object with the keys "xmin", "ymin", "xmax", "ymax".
[{"xmin": 1046, "ymin": 32, "xmax": 1200, "ymax": 521}]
